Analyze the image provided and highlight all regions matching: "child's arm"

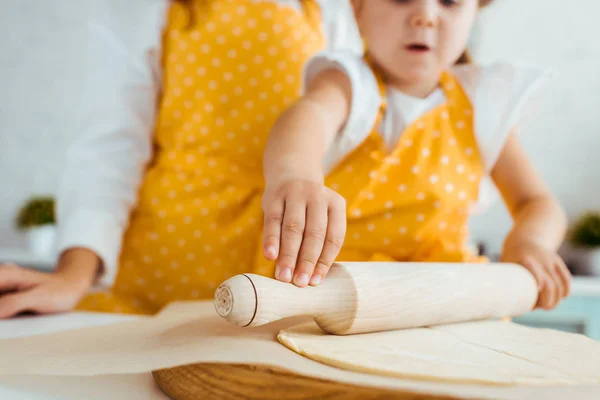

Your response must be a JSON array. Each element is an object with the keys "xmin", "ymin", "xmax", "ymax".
[
  {"xmin": 262, "ymin": 68, "xmax": 352, "ymax": 288},
  {"xmin": 492, "ymin": 131, "xmax": 571, "ymax": 310}
]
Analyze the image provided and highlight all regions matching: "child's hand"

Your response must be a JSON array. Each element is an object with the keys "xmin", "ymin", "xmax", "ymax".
[
  {"xmin": 0, "ymin": 249, "xmax": 99, "ymax": 318},
  {"xmin": 501, "ymin": 239, "xmax": 571, "ymax": 310},
  {"xmin": 262, "ymin": 179, "xmax": 346, "ymax": 288}
]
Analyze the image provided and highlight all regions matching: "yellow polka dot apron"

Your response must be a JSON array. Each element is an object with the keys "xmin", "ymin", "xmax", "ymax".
[
  {"xmin": 76, "ymin": 0, "xmax": 325, "ymax": 314},
  {"xmin": 330, "ymin": 69, "xmax": 487, "ymax": 264},
  {"xmin": 254, "ymin": 63, "xmax": 487, "ymax": 277}
]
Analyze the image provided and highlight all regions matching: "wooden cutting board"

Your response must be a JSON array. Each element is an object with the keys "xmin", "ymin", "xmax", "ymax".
[
  {"xmin": 152, "ymin": 359, "xmax": 600, "ymax": 400},
  {"xmin": 152, "ymin": 363, "xmax": 456, "ymax": 399}
]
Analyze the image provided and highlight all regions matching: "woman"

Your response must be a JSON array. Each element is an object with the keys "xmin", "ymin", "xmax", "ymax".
[{"xmin": 0, "ymin": 0, "xmax": 360, "ymax": 317}]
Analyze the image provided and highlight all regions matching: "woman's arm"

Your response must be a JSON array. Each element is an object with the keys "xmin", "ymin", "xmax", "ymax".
[
  {"xmin": 0, "ymin": 1, "xmax": 167, "ymax": 318},
  {"xmin": 55, "ymin": 1, "xmax": 167, "ymax": 288}
]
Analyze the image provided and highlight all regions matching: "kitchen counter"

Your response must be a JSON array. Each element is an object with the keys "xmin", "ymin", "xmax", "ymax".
[
  {"xmin": 0, "ymin": 312, "xmax": 168, "ymax": 400},
  {"xmin": 1, "ymin": 250, "xmax": 599, "ymax": 397},
  {"xmin": 0, "ymin": 295, "xmax": 598, "ymax": 399}
]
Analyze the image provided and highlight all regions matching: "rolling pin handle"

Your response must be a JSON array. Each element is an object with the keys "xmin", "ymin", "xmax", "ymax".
[{"xmin": 214, "ymin": 274, "xmax": 258, "ymax": 327}]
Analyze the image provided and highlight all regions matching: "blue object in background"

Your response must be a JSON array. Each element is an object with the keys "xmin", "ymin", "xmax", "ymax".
[{"xmin": 514, "ymin": 281, "xmax": 600, "ymax": 340}]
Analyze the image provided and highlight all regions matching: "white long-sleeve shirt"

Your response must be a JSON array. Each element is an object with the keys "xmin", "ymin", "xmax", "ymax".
[{"xmin": 55, "ymin": 0, "xmax": 360, "ymax": 287}]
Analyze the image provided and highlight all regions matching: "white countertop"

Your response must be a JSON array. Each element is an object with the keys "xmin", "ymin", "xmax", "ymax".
[
  {"xmin": 1, "ymin": 249, "xmax": 599, "ymax": 398},
  {"xmin": 0, "ymin": 312, "xmax": 169, "ymax": 400},
  {"xmin": 0, "ymin": 312, "xmax": 135, "ymax": 340}
]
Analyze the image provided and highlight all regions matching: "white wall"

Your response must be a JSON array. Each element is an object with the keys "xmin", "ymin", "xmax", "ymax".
[
  {"xmin": 469, "ymin": 0, "xmax": 600, "ymax": 254},
  {"xmin": 0, "ymin": 1, "xmax": 94, "ymax": 247},
  {"xmin": 1, "ymin": 0, "xmax": 599, "ymax": 253}
]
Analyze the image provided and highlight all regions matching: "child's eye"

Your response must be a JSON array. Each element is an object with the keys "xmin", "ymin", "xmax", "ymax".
[
  {"xmin": 440, "ymin": 0, "xmax": 460, "ymax": 6},
  {"xmin": 390, "ymin": 0, "xmax": 461, "ymax": 7}
]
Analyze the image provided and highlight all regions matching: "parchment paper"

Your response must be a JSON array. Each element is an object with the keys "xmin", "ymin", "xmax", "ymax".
[{"xmin": 0, "ymin": 301, "xmax": 599, "ymax": 400}]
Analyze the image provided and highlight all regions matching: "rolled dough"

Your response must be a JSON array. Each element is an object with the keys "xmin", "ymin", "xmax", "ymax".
[{"xmin": 278, "ymin": 321, "xmax": 600, "ymax": 386}]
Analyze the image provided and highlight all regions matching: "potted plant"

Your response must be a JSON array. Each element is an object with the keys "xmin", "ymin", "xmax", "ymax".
[
  {"xmin": 562, "ymin": 211, "xmax": 600, "ymax": 276},
  {"xmin": 15, "ymin": 196, "xmax": 57, "ymax": 257}
]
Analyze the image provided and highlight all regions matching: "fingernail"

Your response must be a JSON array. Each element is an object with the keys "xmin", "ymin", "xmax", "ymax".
[
  {"xmin": 310, "ymin": 274, "xmax": 321, "ymax": 285},
  {"xmin": 296, "ymin": 273, "xmax": 309, "ymax": 287},
  {"xmin": 278, "ymin": 267, "xmax": 292, "ymax": 282},
  {"xmin": 266, "ymin": 245, "xmax": 277, "ymax": 259}
]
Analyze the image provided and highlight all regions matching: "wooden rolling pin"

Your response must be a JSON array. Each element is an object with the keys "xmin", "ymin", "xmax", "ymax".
[{"xmin": 214, "ymin": 262, "xmax": 538, "ymax": 335}]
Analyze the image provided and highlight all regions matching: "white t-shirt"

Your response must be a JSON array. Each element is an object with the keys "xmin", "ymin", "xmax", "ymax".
[
  {"xmin": 303, "ymin": 50, "xmax": 555, "ymax": 214},
  {"xmin": 55, "ymin": 0, "xmax": 360, "ymax": 287}
]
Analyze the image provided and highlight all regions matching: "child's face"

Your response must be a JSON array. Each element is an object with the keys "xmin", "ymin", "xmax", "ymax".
[{"xmin": 352, "ymin": 0, "xmax": 478, "ymax": 90}]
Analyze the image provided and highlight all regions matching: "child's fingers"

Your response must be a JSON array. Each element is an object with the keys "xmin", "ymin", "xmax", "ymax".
[
  {"xmin": 519, "ymin": 256, "xmax": 546, "ymax": 291},
  {"xmin": 276, "ymin": 199, "xmax": 306, "ymax": 283},
  {"xmin": 293, "ymin": 200, "xmax": 328, "ymax": 287},
  {"xmin": 538, "ymin": 261, "xmax": 558, "ymax": 310},
  {"xmin": 521, "ymin": 256, "xmax": 554, "ymax": 309},
  {"xmin": 555, "ymin": 257, "xmax": 572, "ymax": 299},
  {"xmin": 263, "ymin": 199, "xmax": 284, "ymax": 261},
  {"xmin": 536, "ymin": 252, "xmax": 562, "ymax": 309},
  {"xmin": 547, "ymin": 260, "xmax": 565, "ymax": 305},
  {"xmin": 538, "ymin": 279, "xmax": 557, "ymax": 310},
  {"xmin": 535, "ymin": 260, "xmax": 556, "ymax": 310},
  {"xmin": 310, "ymin": 196, "xmax": 346, "ymax": 286}
]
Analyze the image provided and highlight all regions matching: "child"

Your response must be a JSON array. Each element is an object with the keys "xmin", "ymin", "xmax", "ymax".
[{"xmin": 261, "ymin": 0, "xmax": 571, "ymax": 310}]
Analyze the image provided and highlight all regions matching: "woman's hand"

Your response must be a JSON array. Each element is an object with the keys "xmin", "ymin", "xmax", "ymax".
[{"xmin": 0, "ymin": 248, "xmax": 100, "ymax": 318}]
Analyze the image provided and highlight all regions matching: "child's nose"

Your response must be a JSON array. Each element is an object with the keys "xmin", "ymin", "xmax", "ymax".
[{"xmin": 410, "ymin": 6, "xmax": 437, "ymax": 28}]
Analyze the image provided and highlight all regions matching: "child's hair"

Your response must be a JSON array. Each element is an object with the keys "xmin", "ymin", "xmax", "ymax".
[
  {"xmin": 455, "ymin": 51, "xmax": 473, "ymax": 65},
  {"xmin": 456, "ymin": 0, "xmax": 494, "ymax": 64}
]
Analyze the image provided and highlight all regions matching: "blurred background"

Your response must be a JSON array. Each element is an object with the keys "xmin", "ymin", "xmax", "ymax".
[
  {"xmin": 471, "ymin": 0, "xmax": 600, "ymax": 263},
  {"xmin": 1, "ymin": 0, "xmax": 599, "ymax": 328}
]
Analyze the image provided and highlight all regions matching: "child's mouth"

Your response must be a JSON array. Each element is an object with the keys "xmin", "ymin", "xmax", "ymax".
[{"xmin": 406, "ymin": 44, "xmax": 431, "ymax": 53}]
